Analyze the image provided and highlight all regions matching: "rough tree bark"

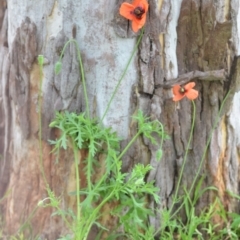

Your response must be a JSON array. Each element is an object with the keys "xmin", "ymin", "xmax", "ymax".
[{"xmin": 0, "ymin": 0, "xmax": 240, "ymax": 239}]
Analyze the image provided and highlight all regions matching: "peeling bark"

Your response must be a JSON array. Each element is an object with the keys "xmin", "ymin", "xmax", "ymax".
[
  {"xmin": 146, "ymin": 0, "xmax": 240, "ymax": 231},
  {"xmin": 9, "ymin": 17, "xmax": 37, "ymax": 139}
]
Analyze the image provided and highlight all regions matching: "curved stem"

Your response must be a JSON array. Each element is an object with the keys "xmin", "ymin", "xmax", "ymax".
[
  {"xmin": 101, "ymin": 28, "xmax": 144, "ymax": 122},
  {"xmin": 58, "ymin": 39, "xmax": 90, "ymax": 118}
]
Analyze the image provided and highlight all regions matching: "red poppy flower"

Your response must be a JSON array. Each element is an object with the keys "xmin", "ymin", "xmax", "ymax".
[
  {"xmin": 120, "ymin": 0, "xmax": 149, "ymax": 32},
  {"xmin": 172, "ymin": 82, "xmax": 198, "ymax": 101}
]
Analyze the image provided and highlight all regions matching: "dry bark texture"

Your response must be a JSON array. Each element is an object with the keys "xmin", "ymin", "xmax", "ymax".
[
  {"xmin": 0, "ymin": 0, "xmax": 240, "ymax": 239},
  {"xmin": 146, "ymin": 0, "xmax": 240, "ymax": 230}
]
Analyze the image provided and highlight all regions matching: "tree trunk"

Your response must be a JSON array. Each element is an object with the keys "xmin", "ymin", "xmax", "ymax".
[{"xmin": 0, "ymin": 0, "xmax": 240, "ymax": 239}]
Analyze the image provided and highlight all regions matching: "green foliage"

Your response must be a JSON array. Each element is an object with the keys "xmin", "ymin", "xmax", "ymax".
[
  {"xmin": 154, "ymin": 93, "xmax": 240, "ymax": 240},
  {"xmin": 158, "ymin": 186, "xmax": 232, "ymax": 240},
  {"xmin": 12, "ymin": 21, "xmax": 238, "ymax": 240},
  {"xmin": 133, "ymin": 110, "xmax": 166, "ymax": 145},
  {"xmin": 38, "ymin": 33, "xmax": 168, "ymax": 239},
  {"xmin": 3, "ymin": 34, "xmax": 239, "ymax": 240},
  {"xmin": 37, "ymin": 55, "xmax": 44, "ymax": 66},
  {"xmin": 10, "ymin": 233, "xmax": 26, "ymax": 240},
  {"xmin": 55, "ymin": 61, "xmax": 62, "ymax": 75},
  {"xmin": 46, "ymin": 109, "xmax": 167, "ymax": 239},
  {"xmin": 39, "ymin": 39, "xmax": 240, "ymax": 240},
  {"xmin": 49, "ymin": 111, "xmax": 120, "ymax": 157}
]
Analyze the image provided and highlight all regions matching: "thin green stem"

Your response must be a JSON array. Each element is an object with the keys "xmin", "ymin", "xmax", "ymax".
[
  {"xmin": 168, "ymin": 91, "xmax": 231, "ymax": 221},
  {"xmin": 54, "ymin": 205, "xmax": 73, "ymax": 231},
  {"xmin": 62, "ymin": 215, "xmax": 73, "ymax": 232},
  {"xmin": 73, "ymin": 143, "xmax": 81, "ymax": 223},
  {"xmin": 188, "ymin": 90, "xmax": 231, "ymax": 195},
  {"xmin": 17, "ymin": 205, "xmax": 39, "ymax": 234},
  {"xmin": 76, "ymin": 163, "xmax": 117, "ymax": 239},
  {"xmin": 38, "ymin": 56, "xmax": 74, "ymax": 234},
  {"xmin": 117, "ymin": 131, "xmax": 141, "ymax": 161},
  {"xmin": 82, "ymin": 186, "xmax": 116, "ymax": 240},
  {"xmin": 87, "ymin": 153, "xmax": 92, "ymax": 192},
  {"xmin": 169, "ymin": 100, "xmax": 196, "ymax": 213},
  {"xmin": 89, "ymin": 162, "xmax": 115, "ymax": 192},
  {"xmin": 101, "ymin": 28, "xmax": 144, "ymax": 122},
  {"xmin": 58, "ymin": 39, "xmax": 90, "ymax": 118},
  {"xmin": 37, "ymin": 55, "xmax": 48, "ymax": 186}
]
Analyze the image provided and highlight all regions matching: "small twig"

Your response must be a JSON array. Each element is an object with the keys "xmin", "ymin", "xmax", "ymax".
[{"xmin": 156, "ymin": 69, "xmax": 227, "ymax": 89}]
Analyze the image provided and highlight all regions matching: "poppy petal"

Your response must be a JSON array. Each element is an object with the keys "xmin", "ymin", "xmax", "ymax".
[
  {"xmin": 133, "ymin": 0, "xmax": 149, "ymax": 10},
  {"xmin": 132, "ymin": 0, "xmax": 144, "ymax": 7},
  {"xmin": 186, "ymin": 89, "xmax": 198, "ymax": 100},
  {"xmin": 172, "ymin": 85, "xmax": 185, "ymax": 101},
  {"xmin": 120, "ymin": 3, "xmax": 134, "ymax": 20},
  {"xmin": 172, "ymin": 85, "xmax": 181, "ymax": 95},
  {"xmin": 142, "ymin": 0, "xmax": 149, "ymax": 12},
  {"xmin": 184, "ymin": 82, "xmax": 195, "ymax": 90},
  {"xmin": 138, "ymin": 14, "xmax": 147, "ymax": 27},
  {"xmin": 132, "ymin": 19, "xmax": 141, "ymax": 32},
  {"xmin": 131, "ymin": 12, "xmax": 147, "ymax": 32},
  {"xmin": 173, "ymin": 94, "xmax": 185, "ymax": 101}
]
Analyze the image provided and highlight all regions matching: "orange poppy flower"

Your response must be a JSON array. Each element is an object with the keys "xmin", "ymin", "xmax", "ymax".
[
  {"xmin": 172, "ymin": 82, "xmax": 198, "ymax": 101},
  {"xmin": 120, "ymin": 0, "xmax": 149, "ymax": 32}
]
